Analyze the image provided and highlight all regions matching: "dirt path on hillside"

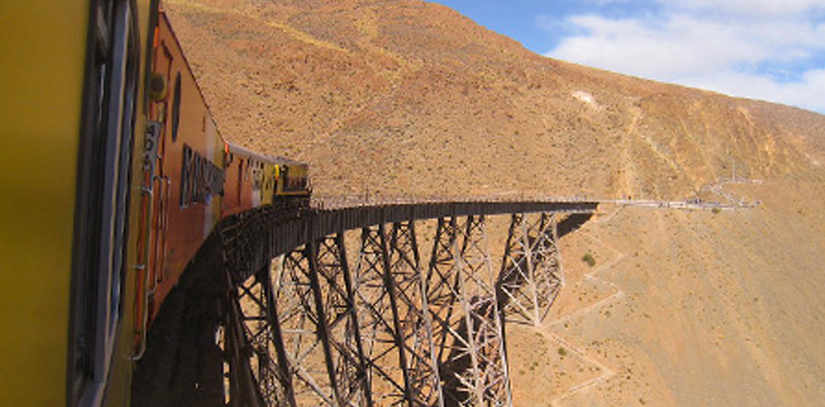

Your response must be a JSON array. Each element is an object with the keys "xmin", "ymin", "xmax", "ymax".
[{"xmin": 540, "ymin": 208, "xmax": 628, "ymax": 406}]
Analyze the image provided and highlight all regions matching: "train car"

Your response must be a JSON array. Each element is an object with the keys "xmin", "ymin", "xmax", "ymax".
[
  {"xmin": 222, "ymin": 142, "xmax": 311, "ymax": 217},
  {"xmin": 138, "ymin": 8, "xmax": 227, "ymax": 326},
  {"xmin": 0, "ymin": 1, "xmax": 310, "ymax": 407},
  {"xmin": 277, "ymin": 158, "xmax": 311, "ymax": 199}
]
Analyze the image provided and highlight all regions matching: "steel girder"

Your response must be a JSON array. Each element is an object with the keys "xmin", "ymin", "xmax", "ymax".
[
  {"xmin": 218, "ymin": 201, "xmax": 597, "ymax": 281},
  {"xmin": 498, "ymin": 213, "xmax": 563, "ymax": 326}
]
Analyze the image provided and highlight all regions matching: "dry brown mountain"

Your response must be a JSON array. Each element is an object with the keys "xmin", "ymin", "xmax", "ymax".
[
  {"xmin": 164, "ymin": 0, "xmax": 825, "ymax": 405},
  {"xmin": 164, "ymin": 0, "xmax": 825, "ymax": 199}
]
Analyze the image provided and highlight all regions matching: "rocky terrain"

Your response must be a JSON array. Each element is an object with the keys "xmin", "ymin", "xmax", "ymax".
[{"xmin": 163, "ymin": 0, "xmax": 825, "ymax": 405}]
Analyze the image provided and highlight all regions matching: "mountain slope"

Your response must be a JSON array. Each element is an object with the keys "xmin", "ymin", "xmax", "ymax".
[
  {"xmin": 508, "ymin": 173, "xmax": 825, "ymax": 406},
  {"xmin": 163, "ymin": 1, "xmax": 825, "ymax": 405},
  {"xmin": 164, "ymin": 0, "xmax": 824, "ymax": 200}
]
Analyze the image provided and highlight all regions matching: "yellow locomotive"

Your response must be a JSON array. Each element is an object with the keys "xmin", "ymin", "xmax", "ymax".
[{"xmin": 0, "ymin": 1, "xmax": 309, "ymax": 406}]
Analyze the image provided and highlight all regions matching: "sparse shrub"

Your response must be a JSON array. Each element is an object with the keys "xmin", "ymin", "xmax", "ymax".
[
  {"xmin": 582, "ymin": 253, "xmax": 596, "ymax": 267},
  {"xmin": 558, "ymin": 347, "xmax": 567, "ymax": 357},
  {"xmin": 712, "ymin": 207, "xmax": 722, "ymax": 214}
]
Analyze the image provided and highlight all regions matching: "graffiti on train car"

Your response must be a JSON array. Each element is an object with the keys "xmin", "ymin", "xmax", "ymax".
[{"xmin": 180, "ymin": 143, "xmax": 225, "ymax": 208}]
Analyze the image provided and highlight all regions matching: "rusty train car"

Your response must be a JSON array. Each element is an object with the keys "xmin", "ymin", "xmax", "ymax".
[{"xmin": 0, "ymin": 2, "xmax": 309, "ymax": 406}]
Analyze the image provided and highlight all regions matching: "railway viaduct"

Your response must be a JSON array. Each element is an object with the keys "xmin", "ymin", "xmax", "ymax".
[{"xmin": 132, "ymin": 197, "xmax": 598, "ymax": 407}]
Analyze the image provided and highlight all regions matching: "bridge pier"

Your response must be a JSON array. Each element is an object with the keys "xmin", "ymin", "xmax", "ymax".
[
  {"xmin": 427, "ymin": 215, "xmax": 512, "ymax": 407},
  {"xmin": 353, "ymin": 221, "xmax": 444, "ymax": 407},
  {"xmin": 499, "ymin": 213, "xmax": 563, "ymax": 326},
  {"xmin": 353, "ymin": 225, "xmax": 411, "ymax": 406},
  {"xmin": 227, "ymin": 263, "xmax": 294, "ymax": 406},
  {"xmin": 306, "ymin": 234, "xmax": 372, "ymax": 407},
  {"xmin": 384, "ymin": 221, "xmax": 444, "ymax": 407}
]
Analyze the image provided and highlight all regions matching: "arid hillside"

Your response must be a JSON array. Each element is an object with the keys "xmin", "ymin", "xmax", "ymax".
[
  {"xmin": 164, "ymin": 0, "xmax": 825, "ymax": 200},
  {"xmin": 163, "ymin": 0, "xmax": 825, "ymax": 405},
  {"xmin": 508, "ymin": 173, "xmax": 825, "ymax": 406}
]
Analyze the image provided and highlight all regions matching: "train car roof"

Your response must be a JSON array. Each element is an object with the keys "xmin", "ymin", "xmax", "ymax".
[{"xmin": 224, "ymin": 141, "xmax": 307, "ymax": 166}]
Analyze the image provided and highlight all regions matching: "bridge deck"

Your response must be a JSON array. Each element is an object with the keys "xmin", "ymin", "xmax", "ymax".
[{"xmin": 222, "ymin": 199, "xmax": 598, "ymax": 281}]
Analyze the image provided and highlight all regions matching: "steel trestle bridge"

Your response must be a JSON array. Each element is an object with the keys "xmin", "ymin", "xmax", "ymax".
[{"xmin": 133, "ymin": 197, "xmax": 598, "ymax": 407}]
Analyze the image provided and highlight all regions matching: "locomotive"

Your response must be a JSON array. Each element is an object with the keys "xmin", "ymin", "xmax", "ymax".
[{"xmin": 0, "ymin": 2, "xmax": 309, "ymax": 406}]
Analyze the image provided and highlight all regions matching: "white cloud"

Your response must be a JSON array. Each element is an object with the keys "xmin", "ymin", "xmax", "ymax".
[
  {"xmin": 544, "ymin": 5, "xmax": 825, "ymax": 113},
  {"xmin": 588, "ymin": 0, "xmax": 825, "ymax": 16},
  {"xmin": 552, "ymin": 14, "xmax": 768, "ymax": 77},
  {"xmin": 663, "ymin": 0, "xmax": 824, "ymax": 16},
  {"xmin": 681, "ymin": 69, "xmax": 825, "ymax": 113}
]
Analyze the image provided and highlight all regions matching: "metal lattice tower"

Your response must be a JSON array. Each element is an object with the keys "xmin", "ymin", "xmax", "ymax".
[
  {"xmin": 385, "ymin": 221, "xmax": 444, "ymax": 407},
  {"xmin": 354, "ymin": 224, "xmax": 409, "ymax": 406},
  {"xmin": 426, "ymin": 215, "xmax": 512, "ymax": 407},
  {"xmin": 236, "ymin": 267, "xmax": 294, "ymax": 406},
  {"xmin": 311, "ymin": 235, "xmax": 373, "ymax": 406},
  {"xmin": 498, "ymin": 213, "xmax": 564, "ymax": 326}
]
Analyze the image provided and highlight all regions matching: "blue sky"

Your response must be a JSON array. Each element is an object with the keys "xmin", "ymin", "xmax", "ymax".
[{"xmin": 428, "ymin": 0, "xmax": 825, "ymax": 114}]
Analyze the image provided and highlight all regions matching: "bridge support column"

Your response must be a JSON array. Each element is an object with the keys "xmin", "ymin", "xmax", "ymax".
[
  {"xmin": 307, "ymin": 234, "xmax": 373, "ymax": 407},
  {"xmin": 253, "ymin": 234, "xmax": 373, "ymax": 407},
  {"xmin": 226, "ymin": 263, "xmax": 295, "ymax": 406},
  {"xmin": 224, "ymin": 270, "xmax": 269, "ymax": 407},
  {"xmin": 353, "ymin": 222, "xmax": 444, "ymax": 407},
  {"xmin": 427, "ymin": 215, "xmax": 512, "ymax": 407},
  {"xmin": 229, "ymin": 236, "xmax": 371, "ymax": 407},
  {"xmin": 498, "ymin": 213, "xmax": 563, "ymax": 326},
  {"xmin": 385, "ymin": 221, "xmax": 445, "ymax": 407},
  {"xmin": 353, "ymin": 225, "xmax": 409, "ymax": 406}
]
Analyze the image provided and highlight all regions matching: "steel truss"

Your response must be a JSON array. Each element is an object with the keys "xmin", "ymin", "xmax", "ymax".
[
  {"xmin": 238, "ymin": 267, "xmax": 293, "ymax": 406},
  {"xmin": 224, "ymin": 213, "xmax": 573, "ymax": 407},
  {"xmin": 353, "ymin": 222, "xmax": 444, "ymax": 407},
  {"xmin": 274, "ymin": 234, "xmax": 373, "ymax": 406},
  {"xmin": 498, "ymin": 213, "xmax": 563, "ymax": 326},
  {"xmin": 224, "ymin": 271, "xmax": 268, "ymax": 407},
  {"xmin": 426, "ymin": 216, "xmax": 512, "ymax": 407}
]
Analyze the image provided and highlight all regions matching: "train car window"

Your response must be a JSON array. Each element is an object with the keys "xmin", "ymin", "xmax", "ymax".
[
  {"xmin": 68, "ymin": 0, "xmax": 140, "ymax": 406},
  {"xmin": 171, "ymin": 71, "xmax": 181, "ymax": 142}
]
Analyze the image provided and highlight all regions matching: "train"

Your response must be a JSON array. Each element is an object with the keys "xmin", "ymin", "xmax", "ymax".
[{"xmin": 0, "ymin": 1, "xmax": 310, "ymax": 406}]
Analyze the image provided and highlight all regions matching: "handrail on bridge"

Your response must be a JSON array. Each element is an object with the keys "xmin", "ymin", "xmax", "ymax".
[{"xmin": 310, "ymin": 194, "xmax": 597, "ymax": 211}]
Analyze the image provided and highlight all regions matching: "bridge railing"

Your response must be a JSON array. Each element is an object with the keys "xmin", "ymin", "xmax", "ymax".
[{"xmin": 310, "ymin": 194, "xmax": 595, "ymax": 210}]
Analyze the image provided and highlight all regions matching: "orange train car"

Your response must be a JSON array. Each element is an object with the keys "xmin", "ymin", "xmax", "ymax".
[
  {"xmin": 138, "ymin": 8, "xmax": 311, "ymax": 327},
  {"xmin": 222, "ymin": 141, "xmax": 310, "ymax": 217},
  {"xmin": 135, "ymin": 8, "xmax": 311, "ymax": 406},
  {"xmin": 139, "ymin": 9, "xmax": 227, "ymax": 324}
]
